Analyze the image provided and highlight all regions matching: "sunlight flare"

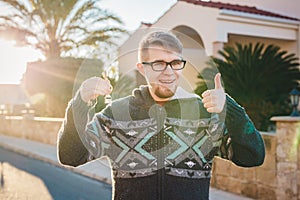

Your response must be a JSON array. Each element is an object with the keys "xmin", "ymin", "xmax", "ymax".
[{"xmin": 0, "ymin": 40, "xmax": 44, "ymax": 84}]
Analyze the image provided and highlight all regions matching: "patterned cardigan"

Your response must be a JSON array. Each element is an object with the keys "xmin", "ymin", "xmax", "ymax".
[{"xmin": 58, "ymin": 86, "xmax": 265, "ymax": 200}]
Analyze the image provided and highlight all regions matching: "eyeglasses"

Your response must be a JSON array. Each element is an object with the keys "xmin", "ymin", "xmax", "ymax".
[{"xmin": 142, "ymin": 59, "xmax": 186, "ymax": 71}]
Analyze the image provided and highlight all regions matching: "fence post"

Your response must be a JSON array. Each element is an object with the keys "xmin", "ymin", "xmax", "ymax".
[{"xmin": 271, "ymin": 116, "xmax": 300, "ymax": 200}]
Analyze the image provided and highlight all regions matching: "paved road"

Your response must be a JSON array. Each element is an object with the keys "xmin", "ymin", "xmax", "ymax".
[{"xmin": 0, "ymin": 147, "xmax": 112, "ymax": 200}]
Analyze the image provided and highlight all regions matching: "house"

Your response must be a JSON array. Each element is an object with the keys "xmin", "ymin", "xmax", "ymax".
[{"xmin": 118, "ymin": 0, "xmax": 300, "ymax": 92}]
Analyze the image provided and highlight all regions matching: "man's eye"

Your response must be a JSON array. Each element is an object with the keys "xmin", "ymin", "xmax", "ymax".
[
  {"xmin": 171, "ymin": 60, "xmax": 181, "ymax": 65},
  {"xmin": 153, "ymin": 62, "xmax": 165, "ymax": 67}
]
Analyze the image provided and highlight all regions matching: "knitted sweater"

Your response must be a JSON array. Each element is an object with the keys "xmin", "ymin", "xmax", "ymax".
[{"xmin": 57, "ymin": 86, "xmax": 265, "ymax": 200}]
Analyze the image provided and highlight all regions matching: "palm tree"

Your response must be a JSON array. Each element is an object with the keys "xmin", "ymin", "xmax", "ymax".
[
  {"xmin": 0, "ymin": 0, "xmax": 127, "ymax": 59},
  {"xmin": 195, "ymin": 42, "xmax": 300, "ymax": 131}
]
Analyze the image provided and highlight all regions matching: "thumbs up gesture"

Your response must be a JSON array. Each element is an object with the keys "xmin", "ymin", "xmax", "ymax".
[{"xmin": 201, "ymin": 73, "xmax": 226, "ymax": 113}]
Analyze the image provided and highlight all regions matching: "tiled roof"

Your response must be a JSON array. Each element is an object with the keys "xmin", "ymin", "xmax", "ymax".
[
  {"xmin": 179, "ymin": 0, "xmax": 300, "ymax": 21},
  {"xmin": 141, "ymin": 22, "xmax": 153, "ymax": 27}
]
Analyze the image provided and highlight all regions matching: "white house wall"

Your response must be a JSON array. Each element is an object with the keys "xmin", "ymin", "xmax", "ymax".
[
  {"xmin": 217, "ymin": 11, "xmax": 299, "ymax": 42},
  {"xmin": 217, "ymin": 0, "xmax": 300, "ymax": 60},
  {"xmin": 227, "ymin": 35, "xmax": 298, "ymax": 55},
  {"xmin": 217, "ymin": 19, "xmax": 297, "ymax": 41},
  {"xmin": 118, "ymin": 28, "xmax": 150, "ymax": 75},
  {"xmin": 153, "ymin": 1, "xmax": 220, "ymax": 56}
]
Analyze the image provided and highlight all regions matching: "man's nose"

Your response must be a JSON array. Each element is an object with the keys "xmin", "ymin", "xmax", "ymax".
[{"xmin": 163, "ymin": 63, "xmax": 174, "ymax": 74}]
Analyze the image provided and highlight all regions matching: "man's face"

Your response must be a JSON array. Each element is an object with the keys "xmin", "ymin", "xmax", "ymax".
[{"xmin": 137, "ymin": 46, "xmax": 183, "ymax": 101}]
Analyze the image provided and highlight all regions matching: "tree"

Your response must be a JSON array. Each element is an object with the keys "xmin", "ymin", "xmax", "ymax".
[
  {"xmin": 24, "ymin": 57, "xmax": 105, "ymax": 117},
  {"xmin": 195, "ymin": 42, "xmax": 300, "ymax": 131},
  {"xmin": 0, "ymin": 0, "xmax": 127, "ymax": 59},
  {"xmin": 24, "ymin": 58, "xmax": 137, "ymax": 117}
]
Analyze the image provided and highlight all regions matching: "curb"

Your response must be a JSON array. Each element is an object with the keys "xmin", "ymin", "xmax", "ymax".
[{"xmin": 0, "ymin": 141, "xmax": 111, "ymax": 185}]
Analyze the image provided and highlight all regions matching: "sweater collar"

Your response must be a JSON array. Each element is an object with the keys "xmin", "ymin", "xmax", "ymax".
[{"xmin": 131, "ymin": 85, "xmax": 200, "ymax": 108}]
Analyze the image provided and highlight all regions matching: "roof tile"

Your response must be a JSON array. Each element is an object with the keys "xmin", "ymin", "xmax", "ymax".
[{"xmin": 179, "ymin": 0, "xmax": 299, "ymax": 21}]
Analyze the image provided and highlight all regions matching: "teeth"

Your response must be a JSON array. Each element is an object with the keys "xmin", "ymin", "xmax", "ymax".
[{"xmin": 161, "ymin": 80, "xmax": 174, "ymax": 83}]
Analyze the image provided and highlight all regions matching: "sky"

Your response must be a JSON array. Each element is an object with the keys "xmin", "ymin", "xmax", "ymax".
[
  {"xmin": 100, "ymin": 0, "xmax": 176, "ymax": 31},
  {"xmin": 0, "ymin": 40, "xmax": 44, "ymax": 84},
  {"xmin": 0, "ymin": 0, "xmax": 177, "ymax": 84}
]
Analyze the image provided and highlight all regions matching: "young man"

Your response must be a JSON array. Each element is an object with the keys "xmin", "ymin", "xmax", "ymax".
[{"xmin": 58, "ymin": 31, "xmax": 265, "ymax": 200}]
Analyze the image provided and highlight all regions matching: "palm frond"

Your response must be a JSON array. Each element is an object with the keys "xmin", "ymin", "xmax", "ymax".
[{"xmin": 0, "ymin": 0, "xmax": 127, "ymax": 58}]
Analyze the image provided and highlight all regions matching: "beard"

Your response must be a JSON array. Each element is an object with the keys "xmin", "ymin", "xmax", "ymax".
[{"xmin": 152, "ymin": 84, "xmax": 177, "ymax": 99}]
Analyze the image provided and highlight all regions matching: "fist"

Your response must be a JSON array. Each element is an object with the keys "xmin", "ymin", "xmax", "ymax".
[
  {"xmin": 201, "ymin": 73, "xmax": 226, "ymax": 113},
  {"xmin": 80, "ymin": 76, "xmax": 113, "ymax": 103}
]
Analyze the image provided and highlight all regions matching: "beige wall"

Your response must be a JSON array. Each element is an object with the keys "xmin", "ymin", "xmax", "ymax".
[
  {"xmin": 211, "ymin": 117, "xmax": 300, "ymax": 199},
  {"xmin": 153, "ymin": 2, "xmax": 220, "ymax": 55},
  {"xmin": 211, "ymin": 133, "xmax": 277, "ymax": 199},
  {"xmin": 0, "ymin": 116, "xmax": 62, "ymax": 145},
  {"xmin": 227, "ymin": 34, "xmax": 298, "ymax": 55},
  {"xmin": 217, "ymin": 0, "xmax": 300, "ymax": 61}
]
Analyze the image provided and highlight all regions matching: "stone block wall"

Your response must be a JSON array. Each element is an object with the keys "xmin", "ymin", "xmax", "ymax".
[
  {"xmin": 0, "ymin": 116, "xmax": 63, "ymax": 145},
  {"xmin": 211, "ymin": 116, "xmax": 300, "ymax": 200},
  {"xmin": 211, "ymin": 133, "xmax": 277, "ymax": 199},
  {"xmin": 275, "ymin": 117, "xmax": 299, "ymax": 200}
]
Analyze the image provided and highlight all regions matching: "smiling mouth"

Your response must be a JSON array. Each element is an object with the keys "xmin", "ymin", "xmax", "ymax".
[{"xmin": 159, "ymin": 79, "xmax": 175, "ymax": 84}]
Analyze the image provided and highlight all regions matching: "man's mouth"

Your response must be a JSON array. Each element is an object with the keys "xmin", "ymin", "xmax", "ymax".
[{"xmin": 159, "ymin": 79, "xmax": 175, "ymax": 85}]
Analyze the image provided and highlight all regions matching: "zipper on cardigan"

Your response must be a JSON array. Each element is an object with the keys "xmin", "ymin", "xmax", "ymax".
[
  {"xmin": 149, "ymin": 103, "xmax": 167, "ymax": 200},
  {"xmin": 156, "ymin": 105, "xmax": 166, "ymax": 200}
]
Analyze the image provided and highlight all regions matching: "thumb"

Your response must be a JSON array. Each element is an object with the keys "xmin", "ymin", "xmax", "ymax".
[{"xmin": 214, "ymin": 73, "xmax": 223, "ymax": 89}]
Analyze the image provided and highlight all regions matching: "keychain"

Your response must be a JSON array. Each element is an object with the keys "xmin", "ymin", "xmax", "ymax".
[{"xmin": 102, "ymin": 71, "xmax": 112, "ymax": 105}]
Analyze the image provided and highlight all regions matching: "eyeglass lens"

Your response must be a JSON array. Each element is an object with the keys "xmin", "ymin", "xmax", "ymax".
[{"xmin": 152, "ymin": 60, "xmax": 185, "ymax": 71}]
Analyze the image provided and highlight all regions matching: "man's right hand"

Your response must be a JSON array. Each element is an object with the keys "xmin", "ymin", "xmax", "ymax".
[{"xmin": 79, "ymin": 77, "xmax": 113, "ymax": 103}]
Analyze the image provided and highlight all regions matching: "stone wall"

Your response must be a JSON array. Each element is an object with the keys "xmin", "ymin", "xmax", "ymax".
[
  {"xmin": 211, "ymin": 116, "xmax": 300, "ymax": 200},
  {"xmin": 0, "ymin": 116, "xmax": 63, "ymax": 145}
]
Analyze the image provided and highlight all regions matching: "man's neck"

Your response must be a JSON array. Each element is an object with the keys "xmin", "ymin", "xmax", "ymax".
[
  {"xmin": 148, "ymin": 87, "xmax": 172, "ymax": 103},
  {"xmin": 155, "ymin": 101, "xmax": 167, "ymax": 106}
]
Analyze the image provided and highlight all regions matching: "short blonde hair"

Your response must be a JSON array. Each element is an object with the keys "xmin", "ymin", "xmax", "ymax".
[{"xmin": 138, "ymin": 31, "xmax": 183, "ymax": 62}]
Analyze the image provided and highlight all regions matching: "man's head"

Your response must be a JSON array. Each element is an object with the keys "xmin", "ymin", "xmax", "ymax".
[{"xmin": 136, "ymin": 31, "xmax": 185, "ymax": 102}]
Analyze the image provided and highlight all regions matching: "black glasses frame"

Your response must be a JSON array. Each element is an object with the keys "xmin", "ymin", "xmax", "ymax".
[{"xmin": 142, "ymin": 59, "xmax": 186, "ymax": 71}]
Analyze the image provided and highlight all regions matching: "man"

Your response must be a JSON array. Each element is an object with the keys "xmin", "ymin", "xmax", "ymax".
[{"xmin": 58, "ymin": 31, "xmax": 265, "ymax": 200}]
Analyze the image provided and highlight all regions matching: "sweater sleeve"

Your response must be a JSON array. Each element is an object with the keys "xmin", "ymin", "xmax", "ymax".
[
  {"xmin": 57, "ymin": 91, "xmax": 93, "ymax": 167},
  {"xmin": 222, "ymin": 95, "xmax": 265, "ymax": 167}
]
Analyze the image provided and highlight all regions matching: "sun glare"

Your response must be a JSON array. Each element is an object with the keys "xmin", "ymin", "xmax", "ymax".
[{"xmin": 0, "ymin": 39, "xmax": 44, "ymax": 84}]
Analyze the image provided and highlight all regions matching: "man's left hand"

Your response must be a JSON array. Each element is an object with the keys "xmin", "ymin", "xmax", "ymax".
[{"xmin": 201, "ymin": 73, "xmax": 226, "ymax": 113}]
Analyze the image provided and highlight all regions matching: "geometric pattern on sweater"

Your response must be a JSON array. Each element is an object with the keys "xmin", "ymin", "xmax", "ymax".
[{"xmin": 85, "ymin": 113, "xmax": 225, "ymax": 179}]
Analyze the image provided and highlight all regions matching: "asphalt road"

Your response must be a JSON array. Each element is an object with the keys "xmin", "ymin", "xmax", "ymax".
[{"xmin": 0, "ymin": 147, "xmax": 112, "ymax": 200}]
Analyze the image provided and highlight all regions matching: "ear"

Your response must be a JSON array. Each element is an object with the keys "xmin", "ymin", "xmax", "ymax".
[{"xmin": 136, "ymin": 62, "xmax": 145, "ymax": 76}]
